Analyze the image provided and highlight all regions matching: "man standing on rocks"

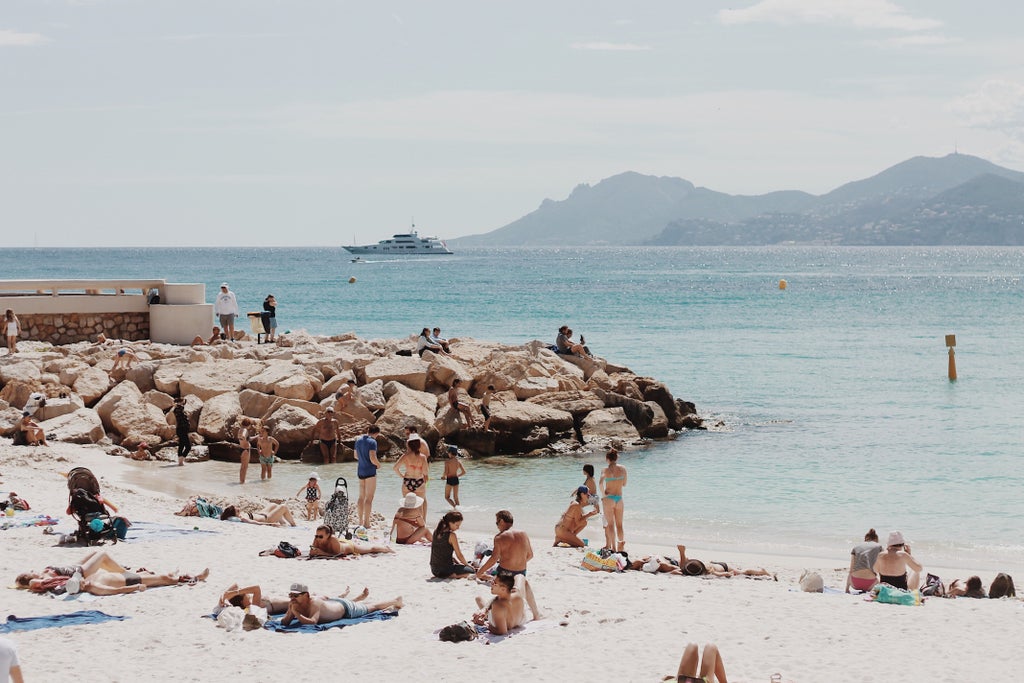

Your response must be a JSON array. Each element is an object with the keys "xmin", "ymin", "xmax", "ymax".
[
  {"xmin": 313, "ymin": 407, "xmax": 341, "ymax": 464},
  {"xmin": 214, "ymin": 282, "xmax": 239, "ymax": 341},
  {"xmin": 354, "ymin": 426, "xmax": 381, "ymax": 528},
  {"xmin": 173, "ymin": 397, "xmax": 190, "ymax": 466},
  {"xmin": 476, "ymin": 510, "xmax": 541, "ymax": 620}
]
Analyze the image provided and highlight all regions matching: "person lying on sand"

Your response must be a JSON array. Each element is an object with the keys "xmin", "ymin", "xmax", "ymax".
[
  {"xmin": 219, "ymin": 503, "xmax": 297, "ymax": 527},
  {"xmin": 217, "ymin": 583, "xmax": 369, "ymax": 615},
  {"xmin": 16, "ymin": 550, "xmax": 208, "ymax": 595},
  {"xmin": 628, "ymin": 545, "xmax": 772, "ymax": 579},
  {"xmin": 308, "ymin": 524, "xmax": 395, "ymax": 557},
  {"xmin": 675, "ymin": 642, "xmax": 728, "ymax": 683},
  {"xmin": 281, "ymin": 582, "xmax": 402, "ymax": 625}
]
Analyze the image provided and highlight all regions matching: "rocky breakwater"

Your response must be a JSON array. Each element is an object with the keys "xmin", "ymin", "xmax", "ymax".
[{"xmin": 0, "ymin": 334, "xmax": 703, "ymax": 461}]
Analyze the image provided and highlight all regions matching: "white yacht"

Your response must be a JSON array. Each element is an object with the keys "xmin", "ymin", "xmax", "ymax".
[{"xmin": 344, "ymin": 226, "xmax": 453, "ymax": 255}]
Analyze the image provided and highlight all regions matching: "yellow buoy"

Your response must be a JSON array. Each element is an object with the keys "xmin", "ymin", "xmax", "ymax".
[
  {"xmin": 348, "ymin": 277, "xmax": 357, "ymax": 284},
  {"xmin": 778, "ymin": 279, "xmax": 787, "ymax": 290}
]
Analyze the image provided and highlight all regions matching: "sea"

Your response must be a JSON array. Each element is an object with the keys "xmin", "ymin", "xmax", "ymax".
[{"xmin": 2, "ymin": 246, "xmax": 1022, "ymax": 571}]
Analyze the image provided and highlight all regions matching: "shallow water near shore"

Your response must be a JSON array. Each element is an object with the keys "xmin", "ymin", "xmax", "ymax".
[{"xmin": 5, "ymin": 246, "xmax": 1023, "ymax": 572}]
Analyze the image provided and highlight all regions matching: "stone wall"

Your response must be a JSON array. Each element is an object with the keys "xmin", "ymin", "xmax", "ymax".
[{"xmin": 16, "ymin": 312, "xmax": 149, "ymax": 345}]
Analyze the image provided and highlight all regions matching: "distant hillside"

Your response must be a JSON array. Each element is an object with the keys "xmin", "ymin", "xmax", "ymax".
[{"xmin": 454, "ymin": 153, "xmax": 1024, "ymax": 246}]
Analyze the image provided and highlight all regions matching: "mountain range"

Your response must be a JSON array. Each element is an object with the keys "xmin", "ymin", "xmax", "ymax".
[{"xmin": 452, "ymin": 153, "xmax": 1024, "ymax": 246}]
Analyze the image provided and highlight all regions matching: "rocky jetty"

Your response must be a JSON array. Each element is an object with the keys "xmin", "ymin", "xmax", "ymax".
[{"xmin": 0, "ymin": 333, "xmax": 702, "ymax": 461}]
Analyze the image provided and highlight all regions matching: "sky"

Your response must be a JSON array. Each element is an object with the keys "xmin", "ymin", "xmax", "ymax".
[{"xmin": 2, "ymin": 0, "xmax": 1024, "ymax": 247}]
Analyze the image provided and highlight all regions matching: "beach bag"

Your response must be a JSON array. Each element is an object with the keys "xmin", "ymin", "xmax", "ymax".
[
  {"xmin": 581, "ymin": 550, "xmax": 620, "ymax": 572},
  {"xmin": 799, "ymin": 570, "xmax": 824, "ymax": 593},
  {"xmin": 273, "ymin": 541, "xmax": 302, "ymax": 558},
  {"xmin": 438, "ymin": 621, "xmax": 478, "ymax": 642},
  {"xmin": 920, "ymin": 573, "xmax": 945, "ymax": 597},
  {"xmin": 111, "ymin": 516, "xmax": 131, "ymax": 540},
  {"xmin": 875, "ymin": 584, "xmax": 921, "ymax": 606},
  {"xmin": 396, "ymin": 349, "xmax": 413, "ymax": 357}
]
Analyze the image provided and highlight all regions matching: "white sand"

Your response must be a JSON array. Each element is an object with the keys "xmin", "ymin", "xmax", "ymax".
[{"xmin": 1, "ymin": 442, "xmax": 1019, "ymax": 682}]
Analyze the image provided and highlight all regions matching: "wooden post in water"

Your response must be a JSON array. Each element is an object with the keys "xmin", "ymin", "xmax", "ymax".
[{"xmin": 945, "ymin": 334, "xmax": 957, "ymax": 381}]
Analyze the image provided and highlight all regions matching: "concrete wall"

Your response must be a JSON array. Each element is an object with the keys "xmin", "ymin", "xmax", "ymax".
[{"xmin": 0, "ymin": 279, "xmax": 210, "ymax": 346}]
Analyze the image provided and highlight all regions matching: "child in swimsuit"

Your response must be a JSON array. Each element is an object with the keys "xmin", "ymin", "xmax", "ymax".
[
  {"xmin": 442, "ymin": 445, "xmax": 466, "ymax": 509},
  {"xmin": 296, "ymin": 473, "xmax": 322, "ymax": 521},
  {"xmin": 256, "ymin": 426, "xmax": 280, "ymax": 481}
]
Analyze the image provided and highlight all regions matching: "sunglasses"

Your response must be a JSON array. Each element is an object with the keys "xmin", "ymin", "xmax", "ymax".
[
  {"xmin": 288, "ymin": 592, "xmax": 308, "ymax": 598},
  {"xmin": 315, "ymin": 534, "xmax": 325, "ymax": 539}
]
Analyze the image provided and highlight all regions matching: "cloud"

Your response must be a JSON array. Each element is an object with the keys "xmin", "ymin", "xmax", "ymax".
[
  {"xmin": 950, "ymin": 80, "xmax": 1024, "ymax": 130},
  {"xmin": 718, "ymin": 0, "xmax": 941, "ymax": 32},
  {"xmin": 878, "ymin": 33, "xmax": 961, "ymax": 47},
  {"xmin": 570, "ymin": 41, "xmax": 651, "ymax": 51},
  {"xmin": 0, "ymin": 29, "xmax": 49, "ymax": 47}
]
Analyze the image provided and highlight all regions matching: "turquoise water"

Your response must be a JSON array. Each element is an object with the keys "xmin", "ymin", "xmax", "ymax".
[{"xmin": 4, "ymin": 247, "xmax": 1022, "ymax": 569}]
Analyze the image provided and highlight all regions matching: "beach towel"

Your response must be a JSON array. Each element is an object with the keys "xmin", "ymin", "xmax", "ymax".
[
  {"xmin": 0, "ymin": 513, "xmax": 59, "ymax": 531},
  {"xmin": 0, "ymin": 610, "xmax": 128, "ymax": 633},
  {"xmin": 196, "ymin": 498, "xmax": 223, "ymax": 519},
  {"xmin": 124, "ymin": 521, "xmax": 219, "ymax": 542},
  {"xmin": 263, "ymin": 609, "xmax": 398, "ymax": 633}
]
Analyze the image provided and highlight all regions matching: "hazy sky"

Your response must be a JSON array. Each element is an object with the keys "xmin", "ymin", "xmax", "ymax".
[{"xmin": 3, "ymin": 0, "xmax": 1024, "ymax": 247}]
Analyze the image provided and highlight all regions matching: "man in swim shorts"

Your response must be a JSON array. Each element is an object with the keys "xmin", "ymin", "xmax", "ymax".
[
  {"xmin": 282, "ymin": 582, "xmax": 403, "ymax": 625},
  {"xmin": 476, "ymin": 510, "xmax": 541, "ymax": 620},
  {"xmin": 312, "ymin": 408, "xmax": 341, "ymax": 464},
  {"xmin": 354, "ymin": 426, "xmax": 381, "ymax": 528}
]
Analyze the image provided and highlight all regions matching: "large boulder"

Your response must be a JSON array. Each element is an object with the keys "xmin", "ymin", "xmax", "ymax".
[
  {"xmin": 489, "ymin": 401, "xmax": 573, "ymax": 433},
  {"xmin": 264, "ymin": 404, "xmax": 317, "ymax": 455},
  {"xmin": 526, "ymin": 390, "xmax": 605, "ymax": 416},
  {"xmin": 238, "ymin": 389, "xmax": 320, "ymax": 421},
  {"xmin": 0, "ymin": 361, "xmax": 41, "ymax": 384},
  {"xmin": 512, "ymin": 376, "xmax": 560, "ymax": 400},
  {"xmin": 244, "ymin": 362, "xmax": 302, "ymax": 394},
  {"xmin": 73, "ymin": 367, "xmax": 111, "ymax": 406},
  {"xmin": 581, "ymin": 407, "xmax": 641, "ymax": 441},
  {"xmin": 111, "ymin": 400, "xmax": 173, "ymax": 441},
  {"xmin": 0, "ymin": 406, "xmax": 23, "ymax": 436},
  {"xmin": 355, "ymin": 379, "xmax": 386, "ymax": 412},
  {"xmin": 375, "ymin": 382, "xmax": 438, "ymax": 444},
  {"xmin": 39, "ymin": 408, "xmax": 105, "ymax": 444},
  {"xmin": 0, "ymin": 380, "xmax": 37, "ymax": 411},
  {"xmin": 179, "ymin": 359, "xmax": 266, "ymax": 401},
  {"xmin": 640, "ymin": 401, "xmax": 669, "ymax": 438},
  {"xmin": 33, "ymin": 395, "xmax": 85, "ymax": 422},
  {"xmin": 57, "ymin": 361, "xmax": 91, "ymax": 387},
  {"xmin": 152, "ymin": 362, "xmax": 188, "ymax": 395},
  {"xmin": 125, "ymin": 361, "xmax": 159, "ymax": 393},
  {"xmin": 360, "ymin": 357, "xmax": 430, "ymax": 392},
  {"xmin": 95, "ymin": 381, "xmax": 143, "ymax": 430},
  {"xmin": 274, "ymin": 372, "xmax": 319, "ymax": 401},
  {"xmin": 319, "ymin": 371, "xmax": 356, "ymax": 400},
  {"xmin": 197, "ymin": 392, "xmax": 242, "ymax": 441},
  {"xmin": 143, "ymin": 390, "xmax": 175, "ymax": 412},
  {"xmin": 426, "ymin": 355, "xmax": 473, "ymax": 389},
  {"xmin": 592, "ymin": 387, "xmax": 655, "ymax": 432}
]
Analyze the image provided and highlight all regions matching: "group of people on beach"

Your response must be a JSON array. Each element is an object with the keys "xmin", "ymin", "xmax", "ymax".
[
  {"xmin": 846, "ymin": 528, "xmax": 1016, "ymax": 599},
  {"xmin": 553, "ymin": 448, "xmax": 626, "ymax": 552}
]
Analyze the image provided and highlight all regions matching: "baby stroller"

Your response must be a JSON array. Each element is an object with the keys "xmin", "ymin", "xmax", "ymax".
[
  {"xmin": 322, "ymin": 476, "xmax": 350, "ymax": 538},
  {"xmin": 66, "ymin": 467, "xmax": 119, "ymax": 545}
]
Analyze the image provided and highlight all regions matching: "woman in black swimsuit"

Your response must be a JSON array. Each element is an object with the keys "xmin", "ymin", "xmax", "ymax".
[{"xmin": 873, "ymin": 531, "xmax": 923, "ymax": 590}]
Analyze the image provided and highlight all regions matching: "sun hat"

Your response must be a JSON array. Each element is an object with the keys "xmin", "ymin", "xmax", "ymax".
[
  {"xmin": 401, "ymin": 493, "xmax": 424, "ymax": 509},
  {"xmin": 289, "ymin": 582, "xmax": 308, "ymax": 595},
  {"xmin": 220, "ymin": 282, "xmax": 229, "ymax": 288},
  {"xmin": 642, "ymin": 557, "xmax": 661, "ymax": 573},
  {"xmin": 887, "ymin": 531, "xmax": 906, "ymax": 546},
  {"xmin": 684, "ymin": 559, "xmax": 707, "ymax": 576},
  {"xmin": 406, "ymin": 434, "xmax": 421, "ymax": 442},
  {"xmin": 308, "ymin": 472, "xmax": 320, "ymax": 480},
  {"xmin": 326, "ymin": 406, "xmax": 334, "ymax": 412}
]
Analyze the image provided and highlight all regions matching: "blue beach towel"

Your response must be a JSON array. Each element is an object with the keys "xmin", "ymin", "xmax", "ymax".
[
  {"xmin": 263, "ymin": 609, "xmax": 397, "ymax": 633},
  {"xmin": 123, "ymin": 521, "xmax": 220, "ymax": 542},
  {"xmin": 196, "ymin": 498, "xmax": 223, "ymax": 519},
  {"xmin": 0, "ymin": 610, "xmax": 128, "ymax": 633}
]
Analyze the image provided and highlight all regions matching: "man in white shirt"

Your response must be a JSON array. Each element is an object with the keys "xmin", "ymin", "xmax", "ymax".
[
  {"xmin": 213, "ymin": 283, "xmax": 239, "ymax": 341},
  {"xmin": 0, "ymin": 637, "xmax": 24, "ymax": 683}
]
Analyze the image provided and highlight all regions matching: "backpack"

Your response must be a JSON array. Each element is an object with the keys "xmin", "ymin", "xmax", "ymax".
[
  {"xmin": 273, "ymin": 541, "xmax": 302, "ymax": 558},
  {"xmin": 438, "ymin": 621, "xmax": 478, "ymax": 642},
  {"xmin": 920, "ymin": 573, "xmax": 945, "ymax": 597}
]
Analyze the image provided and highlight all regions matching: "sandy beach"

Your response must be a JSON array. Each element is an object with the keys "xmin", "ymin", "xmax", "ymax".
[{"xmin": 0, "ymin": 442, "xmax": 1018, "ymax": 683}]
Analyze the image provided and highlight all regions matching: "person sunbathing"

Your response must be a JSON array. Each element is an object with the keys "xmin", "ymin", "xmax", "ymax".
[
  {"xmin": 217, "ymin": 583, "xmax": 369, "ymax": 615},
  {"xmin": 219, "ymin": 503, "xmax": 297, "ymax": 526},
  {"xmin": 675, "ymin": 642, "xmax": 728, "ymax": 683},
  {"xmin": 16, "ymin": 550, "xmax": 208, "ymax": 595},
  {"xmin": 309, "ymin": 524, "xmax": 395, "ymax": 557},
  {"xmin": 281, "ymin": 582, "xmax": 402, "ymax": 625},
  {"xmin": 471, "ymin": 574, "xmax": 528, "ymax": 635},
  {"xmin": 629, "ymin": 545, "xmax": 772, "ymax": 578}
]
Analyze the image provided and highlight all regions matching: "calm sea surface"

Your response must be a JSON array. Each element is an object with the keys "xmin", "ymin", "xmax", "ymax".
[{"xmin": 3, "ymin": 246, "xmax": 1021, "ymax": 570}]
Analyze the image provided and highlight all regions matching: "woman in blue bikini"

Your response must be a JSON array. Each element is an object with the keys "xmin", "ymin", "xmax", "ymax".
[{"xmin": 599, "ymin": 448, "xmax": 627, "ymax": 552}]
